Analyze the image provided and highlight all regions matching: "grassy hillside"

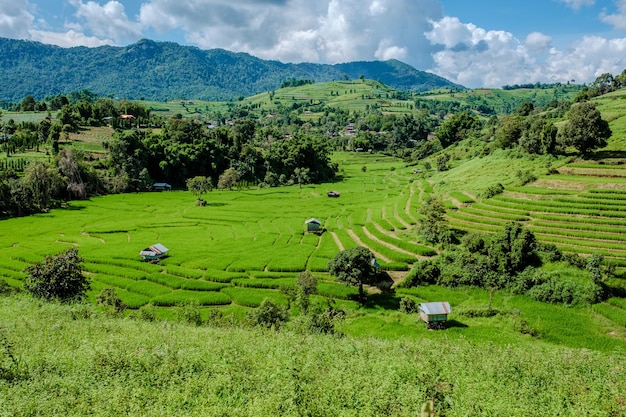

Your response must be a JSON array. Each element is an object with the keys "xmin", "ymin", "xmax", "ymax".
[{"xmin": 1, "ymin": 152, "xmax": 626, "ymax": 352}]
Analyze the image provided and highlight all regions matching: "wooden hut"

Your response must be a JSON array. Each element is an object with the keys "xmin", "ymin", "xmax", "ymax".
[
  {"xmin": 153, "ymin": 183, "xmax": 171, "ymax": 191},
  {"xmin": 305, "ymin": 218, "xmax": 322, "ymax": 233},
  {"xmin": 418, "ymin": 301, "xmax": 451, "ymax": 329},
  {"xmin": 140, "ymin": 243, "xmax": 169, "ymax": 261}
]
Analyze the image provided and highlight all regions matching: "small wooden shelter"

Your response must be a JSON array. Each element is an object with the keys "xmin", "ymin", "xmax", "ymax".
[
  {"xmin": 140, "ymin": 243, "xmax": 169, "ymax": 261},
  {"xmin": 153, "ymin": 183, "xmax": 171, "ymax": 191},
  {"xmin": 305, "ymin": 218, "xmax": 322, "ymax": 232},
  {"xmin": 418, "ymin": 301, "xmax": 451, "ymax": 329}
]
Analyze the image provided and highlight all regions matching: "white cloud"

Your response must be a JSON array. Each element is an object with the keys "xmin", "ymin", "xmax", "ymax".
[
  {"xmin": 559, "ymin": 0, "xmax": 595, "ymax": 11},
  {"xmin": 600, "ymin": 0, "xmax": 626, "ymax": 29},
  {"xmin": 139, "ymin": 0, "xmax": 443, "ymax": 66},
  {"xmin": 426, "ymin": 16, "xmax": 626, "ymax": 88},
  {"xmin": 68, "ymin": 0, "xmax": 142, "ymax": 44},
  {"xmin": 29, "ymin": 28, "xmax": 112, "ymax": 47},
  {"xmin": 0, "ymin": 0, "xmax": 34, "ymax": 38},
  {"xmin": 525, "ymin": 32, "xmax": 552, "ymax": 53}
]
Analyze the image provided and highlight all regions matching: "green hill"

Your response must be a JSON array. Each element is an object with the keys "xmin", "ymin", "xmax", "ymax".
[{"xmin": 0, "ymin": 37, "xmax": 461, "ymax": 103}]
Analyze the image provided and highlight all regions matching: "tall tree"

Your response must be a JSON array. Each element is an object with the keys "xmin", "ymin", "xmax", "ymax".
[
  {"xmin": 328, "ymin": 246, "xmax": 377, "ymax": 304},
  {"xmin": 559, "ymin": 102, "xmax": 611, "ymax": 156},
  {"xmin": 186, "ymin": 175, "xmax": 213, "ymax": 203}
]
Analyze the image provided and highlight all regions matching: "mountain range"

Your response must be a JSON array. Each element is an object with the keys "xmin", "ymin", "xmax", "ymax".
[{"xmin": 0, "ymin": 37, "xmax": 462, "ymax": 103}]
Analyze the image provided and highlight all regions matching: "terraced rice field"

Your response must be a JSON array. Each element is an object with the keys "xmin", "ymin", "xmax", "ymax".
[
  {"xmin": 0, "ymin": 153, "xmax": 434, "ymax": 310},
  {"xmin": 446, "ymin": 161, "xmax": 626, "ymax": 267}
]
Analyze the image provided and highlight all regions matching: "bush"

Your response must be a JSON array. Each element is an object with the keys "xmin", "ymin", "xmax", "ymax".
[
  {"xmin": 399, "ymin": 296, "xmax": 418, "ymax": 314},
  {"xmin": 24, "ymin": 248, "xmax": 90, "ymax": 302},
  {"xmin": 247, "ymin": 299, "xmax": 288, "ymax": 330},
  {"xmin": 482, "ymin": 183, "xmax": 504, "ymax": 199},
  {"xmin": 96, "ymin": 287, "xmax": 127, "ymax": 314},
  {"xmin": 177, "ymin": 303, "xmax": 203, "ymax": 326},
  {"xmin": 516, "ymin": 169, "xmax": 537, "ymax": 186}
]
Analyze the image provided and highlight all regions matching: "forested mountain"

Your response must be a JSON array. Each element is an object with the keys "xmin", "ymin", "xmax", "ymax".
[{"xmin": 0, "ymin": 38, "xmax": 461, "ymax": 102}]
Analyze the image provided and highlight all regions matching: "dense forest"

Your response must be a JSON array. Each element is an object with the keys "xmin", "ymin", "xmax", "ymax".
[{"xmin": 0, "ymin": 37, "xmax": 462, "ymax": 103}]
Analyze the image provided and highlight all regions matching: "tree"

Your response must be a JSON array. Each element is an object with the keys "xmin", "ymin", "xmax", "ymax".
[
  {"xmin": 218, "ymin": 168, "xmax": 239, "ymax": 190},
  {"xmin": 328, "ymin": 246, "xmax": 377, "ymax": 303},
  {"xmin": 559, "ymin": 102, "xmax": 611, "ymax": 156},
  {"xmin": 418, "ymin": 196, "xmax": 453, "ymax": 245},
  {"xmin": 186, "ymin": 175, "xmax": 213, "ymax": 203},
  {"xmin": 295, "ymin": 271, "xmax": 317, "ymax": 313},
  {"xmin": 24, "ymin": 248, "xmax": 90, "ymax": 302},
  {"xmin": 293, "ymin": 167, "xmax": 310, "ymax": 188}
]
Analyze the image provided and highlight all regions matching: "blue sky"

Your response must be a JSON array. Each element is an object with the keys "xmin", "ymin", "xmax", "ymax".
[{"xmin": 1, "ymin": 0, "xmax": 626, "ymax": 87}]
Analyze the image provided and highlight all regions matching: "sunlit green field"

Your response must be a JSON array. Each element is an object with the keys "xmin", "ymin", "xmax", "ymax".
[{"xmin": 2, "ymin": 152, "xmax": 626, "ymax": 352}]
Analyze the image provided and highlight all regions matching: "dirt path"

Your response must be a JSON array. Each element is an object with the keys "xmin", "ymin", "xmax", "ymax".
[
  {"xmin": 393, "ymin": 203, "xmax": 412, "ymax": 229},
  {"xmin": 405, "ymin": 184, "xmax": 418, "ymax": 223},
  {"xmin": 329, "ymin": 231, "xmax": 344, "ymax": 252},
  {"xmin": 80, "ymin": 231, "xmax": 106, "ymax": 244},
  {"xmin": 362, "ymin": 226, "xmax": 418, "ymax": 260},
  {"xmin": 347, "ymin": 229, "xmax": 392, "ymax": 263}
]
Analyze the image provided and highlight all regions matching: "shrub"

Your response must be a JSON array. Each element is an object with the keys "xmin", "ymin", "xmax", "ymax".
[
  {"xmin": 399, "ymin": 296, "xmax": 418, "ymax": 314},
  {"xmin": 177, "ymin": 303, "xmax": 203, "ymax": 326},
  {"xmin": 96, "ymin": 287, "xmax": 127, "ymax": 314},
  {"xmin": 482, "ymin": 183, "xmax": 504, "ymax": 199},
  {"xmin": 24, "ymin": 248, "xmax": 90, "ymax": 302},
  {"xmin": 516, "ymin": 169, "xmax": 537, "ymax": 186},
  {"xmin": 247, "ymin": 299, "xmax": 288, "ymax": 330}
]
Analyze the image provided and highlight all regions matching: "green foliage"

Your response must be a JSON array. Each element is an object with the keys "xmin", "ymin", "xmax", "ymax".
[
  {"xmin": 434, "ymin": 111, "xmax": 481, "ymax": 148},
  {"xmin": 328, "ymin": 246, "xmax": 377, "ymax": 303},
  {"xmin": 96, "ymin": 287, "xmax": 127, "ymax": 314},
  {"xmin": 559, "ymin": 102, "xmax": 612, "ymax": 155},
  {"xmin": 186, "ymin": 175, "xmax": 213, "ymax": 202},
  {"xmin": 418, "ymin": 196, "xmax": 453, "ymax": 245},
  {"xmin": 247, "ymin": 298, "xmax": 289, "ymax": 329},
  {"xmin": 24, "ymin": 248, "xmax": 90, "ymax": 302},
  {"xmin": 481, "ymin": 183, "xmax": 504, "ymax": 198},
  {"xmin": 399, "ymin": 296, "xmax": 418, "ymax": 314}
]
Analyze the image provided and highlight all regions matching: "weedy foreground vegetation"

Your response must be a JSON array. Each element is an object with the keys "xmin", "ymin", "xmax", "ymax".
[{"xmin": 1, "ymin": 296, "xmax": 625, "ymax": 417}]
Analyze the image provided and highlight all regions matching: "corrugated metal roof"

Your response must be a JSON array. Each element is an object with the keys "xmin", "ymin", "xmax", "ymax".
[
  {"xmin": 418, "ymin": 302, "xmax": 451, "ymax": 315},
  {"xmin": 140, "ymin": 243, "xmax": 169, "ymax": 257},
  {"xmin": 305, "ymin": 218, "xmax": 321, "ymax": 224}
]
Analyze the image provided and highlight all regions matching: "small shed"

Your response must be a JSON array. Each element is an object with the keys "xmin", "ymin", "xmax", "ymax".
[
  {"xmin": 418, "ymin": 301, "xmax": 451, "ymax": 329},
  {"xmin": 140, "ymin": 243, "xmax": 169, "ymax": 261},
  {"xmin": 305, "ymin": 218, "xmax": 322, "ymax": 232},
  {"xmin": 153, "ymin": 183, "xmax": 171, "ymax": 191}
]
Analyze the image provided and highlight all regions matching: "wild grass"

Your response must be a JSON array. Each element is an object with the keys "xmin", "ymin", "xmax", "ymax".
[{"xmin": 3, "ymin": 296, "xmax": 625, "ymax": 416}]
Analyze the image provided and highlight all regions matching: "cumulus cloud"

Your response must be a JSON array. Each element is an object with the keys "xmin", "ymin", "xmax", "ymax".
[
  {"xmin": 525, "ymin": 32, "xmax": 552, "ymax": 53},
  {"xmin": 600, "ymin": 0, "xmax": 626, "ymax": 29},
  {"xmin": 139, "ymin": 0, "xmax": 443, "ymax": 66},
  {"xmin": 559, "ymin": 0, "xmax": 595, "ymax": 10},
  {"xmin": 0, "ymin": 0, "xmax": 34, "ymax": 38},
  {"xmin": 29, "ymin": 29, "xmax": 113, "ymax": 47},
  {"xmin": 68, "ymin": 0, "xmax": 142, "ymax": 43},
  {"xmin": 426, "ymin": 15, "xmax": 626, "ymax": 88}
]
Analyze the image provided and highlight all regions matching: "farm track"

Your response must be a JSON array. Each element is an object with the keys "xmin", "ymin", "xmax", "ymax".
[
  {"xmin": 347, "ymin": 229, "xmax": 392, "ymax": 263},
  {"xmin": 361, "ymin": 226, "xmax": 418, "ymax": 260},
  {"xmin": 405, "ymin": 184, "xmax": 419, "ymax": 223},
  {"xmin": 330, "ymin": 231, "xmax": 345, "ymax": 252},
  {"xmin": 393, "ymin": 203, "xmax": 412, "ymax": 229}
]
